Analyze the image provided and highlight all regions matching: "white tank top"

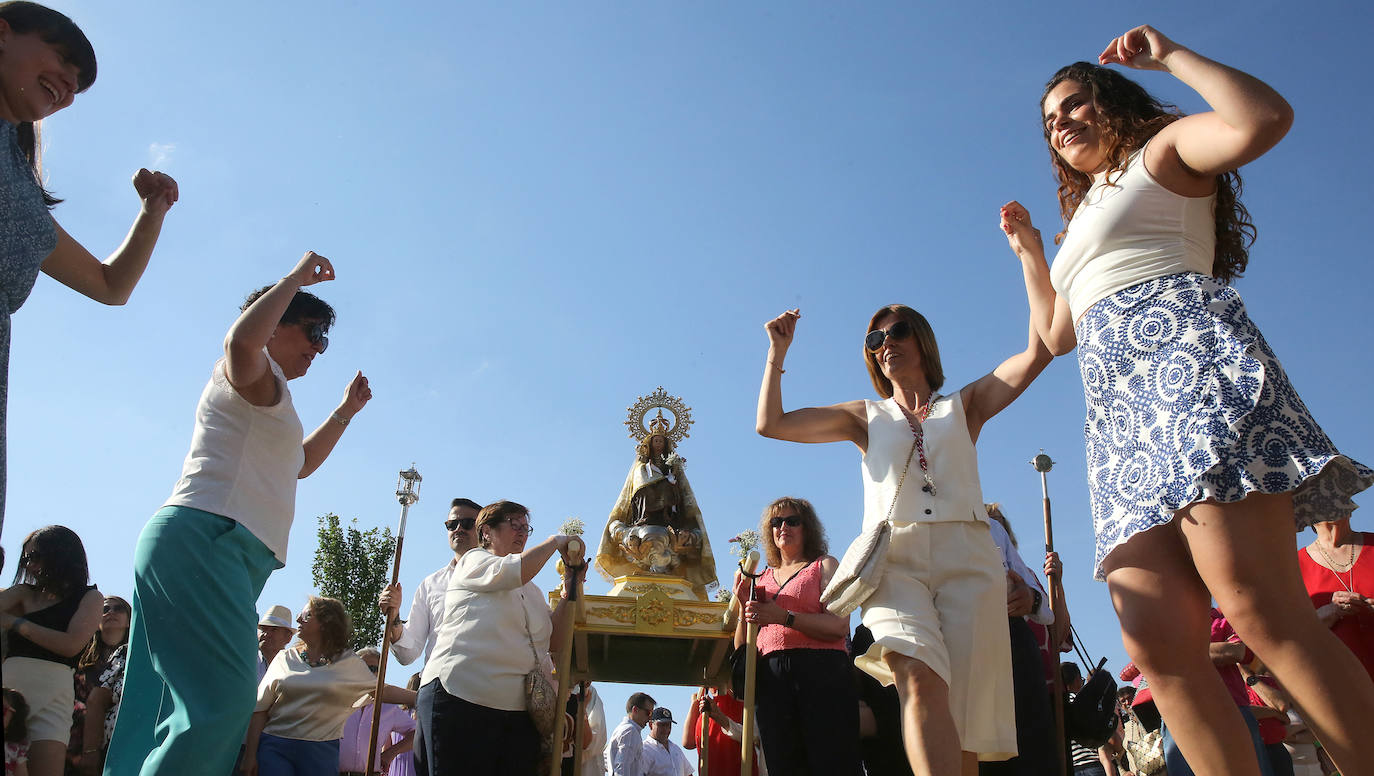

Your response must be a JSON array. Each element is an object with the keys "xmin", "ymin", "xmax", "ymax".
[
  {"xmin": 1050, "ymin": 145, "xmax": 1216, "ymax": 321},
  {"xmin": 862, "ymin": 392, "xmax": 989, "ymax": 529},
  {"xmin": 165, "ymin": 353, "xmax": 305, "ymax": 562}
]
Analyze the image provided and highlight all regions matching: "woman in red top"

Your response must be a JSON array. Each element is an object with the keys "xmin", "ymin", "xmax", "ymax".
[
  {"xmin": 734, "ymin": 496, "xmax": 862, "ymax": 775},
  {"xmin": 1297, "ymin": 516, "xmax": 1374, "ymax": 679}
]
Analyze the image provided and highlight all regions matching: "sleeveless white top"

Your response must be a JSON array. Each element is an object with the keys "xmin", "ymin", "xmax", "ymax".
[
  {"xmin": 1050, "ymin": 145, "xmax": 1216, "ymax": 321},
  {"xmin": 165, "ymin": 353, "xmax": 305, "ymax": 562},
  {"xmin": 862, "ymin": 392, "xmax": 989, "ymax": 529}
]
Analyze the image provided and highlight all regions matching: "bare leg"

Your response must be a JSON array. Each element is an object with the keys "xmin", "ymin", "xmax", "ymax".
[
  {"xmin": 25, "ymin": 740, "xmax": 65, "ymax": 776},
  {"xmin": 1103, "ymin": 523, "xmax": 1261, "ymax": 776},
  {"xmin": 886, "ymin": 651, "xmax": 968, "ymax": 776},
  {"xmin": 1179, "ymin": 492, "xmax": 1374, "ymax": 776}
]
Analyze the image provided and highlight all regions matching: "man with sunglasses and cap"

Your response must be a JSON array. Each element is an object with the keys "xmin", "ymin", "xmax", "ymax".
[
  {"xmin": 257, "ymin": 605, "xmax": 296, "ymax": 681},
  {"xmin": 642, "ymin": 707, "xmax": 694, "ymax": 776},
  {"xmin": 378, "ymin": 497, "xmax": 481, "ymax": 776}
]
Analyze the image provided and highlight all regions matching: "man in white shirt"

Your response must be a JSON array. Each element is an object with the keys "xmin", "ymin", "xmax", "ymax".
[
  {"xmin": 255, "ymin": 605, "xmax": 295, "ymax": 681},
  {"xmin": 642, "ymin": 707, "xmax": 693, "ymax": 776},
  {"xmin": 607, "ymin": 692, "xmax": 655, "ymax": 776},
  {"xmin": 377, "ymin": 496, "xmax": 481, "ymax": 776}
]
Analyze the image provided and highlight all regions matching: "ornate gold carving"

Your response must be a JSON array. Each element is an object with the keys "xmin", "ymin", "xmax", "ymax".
[
  {"xmin": 638, "ymin": 598, "xmax": 672, "ymax": 626},
  {"xmin": 585, "ymin": 605, "xmax": 636, "ymax": 625},
  {"xmin": 673, "ymin": 608, "xmax": 723, "ymax": 628},
  {"xmin": 624, "ymin": 387, "xmax": 693, "ymax": 445}
]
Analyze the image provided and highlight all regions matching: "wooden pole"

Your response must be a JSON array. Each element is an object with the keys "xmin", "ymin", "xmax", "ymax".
[
  {"xmin": 548, "ymin": 538, "xmax": 584, "ymax": 776},
  {"xmin": 365, "ymin": 498, "xmax": 412, "ymax": 776},
  {"xmin": 698, "ymin": 687, "xmax": 710, "ymax": 776},
  {"xmin": 739, "ymin": 551, "xmax": 761, "ymax": 776},
  {"xmin": 1038, "ymin": 461, "xmax": 1068, "ymax": 776}
]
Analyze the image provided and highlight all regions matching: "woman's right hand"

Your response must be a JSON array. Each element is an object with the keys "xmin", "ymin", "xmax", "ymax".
[
  {"xmin": 287, "ymin": 251, "xmax": 335, "ymax": 287},
  {"xmin": 1000, "ymin": 201, "xmax": 1044, "ymax": 260},
  {"xmin": 764, "ymin": 309, "xmax": 801, "ymax": 354}
]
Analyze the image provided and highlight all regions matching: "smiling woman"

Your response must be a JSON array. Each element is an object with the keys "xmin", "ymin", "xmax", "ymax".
[
  {"xmin": 0, "ymin": 1, "xmax": 179, "ymax": 535},
  {"xmin": 104, "ymin": 252, "xmax": 373, "ymax": 776}
]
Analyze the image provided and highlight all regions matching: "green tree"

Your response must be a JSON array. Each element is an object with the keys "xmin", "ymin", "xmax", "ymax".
[{"xmin": 311, "ymin": 513, "xmax": 395, "ymax": 652}]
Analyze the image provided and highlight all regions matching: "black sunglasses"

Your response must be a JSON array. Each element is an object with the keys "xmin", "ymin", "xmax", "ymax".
[
  {"xmin": 300, "ymin": 321, "xmax": 329, "ymax": 353},
  {"xmin": 102, "ymin": 603, "xmax": 129, "ymax": 614},
  {"xmin": 445, "ymin": 517, "xmax": 476, "ymax": 532},
  {"xmin": 770, "ymin": 515, "xmax": 802, "ymax": 529},
  {"xmin": 864, "ymin": 319, "xmax": 913, "ymax": 353},
  {"xmin": 367, "ymin": 663, "xmax": 379, "ymax": 674}
]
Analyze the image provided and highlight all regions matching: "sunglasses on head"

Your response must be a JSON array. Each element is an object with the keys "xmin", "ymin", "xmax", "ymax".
[
  {"xmin": 300, "ymin": 321, "xmax": 329, "ymax": 353},
  {"xmin": 445, "ymin": 517, "xmax": 476, "ymax": 532},
  {"xmin": 865, "ymin": 319, "xmax": 913, "ymax": 353},
  {"xmin": 770, "ymin": 515, "xmax": 802, "ymax": 529}
]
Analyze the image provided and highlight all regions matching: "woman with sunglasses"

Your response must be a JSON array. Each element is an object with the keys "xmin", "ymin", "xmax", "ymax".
[
  {"xmin": 733, "ymin": 496, "xmax": 861, "ymax": 775},
  {"xmin": 0, "ymin": 2, "xmax": 179, "ymax": 532},
  {"xmin": 106, "ymin": 252, "xmax": 372, "ymax": 776},
  {"xmin": 757, "ymin": 305, "xmax": 1051, "ymax": 775},
  {"xmin": 242, "ymin": 599, "xmax": 415, "ymax": 776},
  {"xmin": 999, "ymin": 25, "xmax": 1374, "ymax": 776},
  {"xmin": 419, "ymin": 501, "xmax": 583, "ymax": 776},
  {"xmin": 67, "ymin": 595, "xmax": 129, "ymax": 774},
  {"xmin": 0, "ymin": 525, "xmax": 101, "ymax": 776}
]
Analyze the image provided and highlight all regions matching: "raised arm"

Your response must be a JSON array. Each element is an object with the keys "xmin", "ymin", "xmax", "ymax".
[
  {"xmin": 755, "ymin": 309, "xmax": 867, "ymax": 447},
  {"xmin": 1001, "ymin": 202, "xmax": 1076, "ymax": 356},
  {"xmin": 40, "ymin": 170, "xmax": 178, "ymax": 305},
  {"xmin": 224, "ymin": 251, "xmax": 335, "ymax": 405},
  {"xmin": 961, "ymin": 316, "xmax": 1054, "ymax": 442},
  {"xmin": 299, "ymin": 371, "xmax": 371, "ymax": 478},
  {"xmin": 1100, "ymin": 26, "xmax": 1293, "ymax": 179}
]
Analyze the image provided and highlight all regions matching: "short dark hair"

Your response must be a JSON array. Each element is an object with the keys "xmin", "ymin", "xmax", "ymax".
[
  {"xmin": 241, "ymin": 285, "xmax": 337, "ymax": 332},
  {"xmin": 626, "ymin": 692, "xmax": 656, "ymax": 714},
  {"xmin": 476, "ymin": 500, "xmax": 530, "ymax": 550},
  {"xmin": 451, "ymin": 498, "xmax": 482, "ymax": 512},
  {"xmin": 13, "ymin": 525, "xmax": 89, "ymax": 597},
  {"xmin": 1060, "ymin": 662, "xmax": 1082, "ymax": 684}
]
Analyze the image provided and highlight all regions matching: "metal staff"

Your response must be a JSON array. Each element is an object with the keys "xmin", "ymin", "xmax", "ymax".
[
  {"xmin": 366, "ymin": 465, "xmax": 421, "ymax": 776},
  {"xmin": 548, "ymin": 537, "xmax": 585, "ymax": 776},
  {"xmin": 738, "ymin": 550, "xmax": 763, "ymax": 776},
  {"xmin": 1032, "ymin": 452, "xmax": 1067, "ymax": 776}
]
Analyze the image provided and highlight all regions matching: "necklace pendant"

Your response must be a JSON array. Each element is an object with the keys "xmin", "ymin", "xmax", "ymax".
[{"xmin": 922, "ymin": 474, "xmax": 936, "ymax": 496}]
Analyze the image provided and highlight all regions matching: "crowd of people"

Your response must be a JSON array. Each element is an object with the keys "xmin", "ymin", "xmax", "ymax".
[{"xmin": 2, "ymin": 3, "xmax": 1373, "ymax": 776}]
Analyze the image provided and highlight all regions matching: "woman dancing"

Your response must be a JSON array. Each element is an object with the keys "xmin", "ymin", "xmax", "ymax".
[
  {"xmin": 1000, "ymin": 25, "xmax": 1374, "ymax": 776},
  {"xmin": 756, "ymin": 306, "xmax": 1050, "ymax": 775},
  {"xmin": 0, "ymin": 1, "xmax": 178, "ymax": 533},
  {"xmin": 106, "ymin": 252, "xmax": 371, "ymax": 776}
]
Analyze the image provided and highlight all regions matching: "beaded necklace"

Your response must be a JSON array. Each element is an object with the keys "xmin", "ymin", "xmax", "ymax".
[{"xmin": 896, "ymin": 393, "xmax": 940, "ymax": 496}]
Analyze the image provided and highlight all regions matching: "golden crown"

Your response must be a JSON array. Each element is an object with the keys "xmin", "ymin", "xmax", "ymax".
[{"xmin": 624, "ymin": 386, "xmax": 693, "ymax": 445}]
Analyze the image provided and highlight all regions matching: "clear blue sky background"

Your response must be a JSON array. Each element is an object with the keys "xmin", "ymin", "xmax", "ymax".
[{"xmin": 6, "ymin": 0, "xmax": 1371, "ymax": 733}]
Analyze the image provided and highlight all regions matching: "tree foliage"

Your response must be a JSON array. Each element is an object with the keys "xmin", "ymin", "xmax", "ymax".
[{"xmin": 311, "ymin": 512, "xmax": 395, "ymax": 652}]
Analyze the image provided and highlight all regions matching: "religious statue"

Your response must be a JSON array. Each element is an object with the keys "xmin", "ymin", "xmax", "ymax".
[{"xmin": 595, "ymin": 387, "xmax": 718, "ymax": 599}]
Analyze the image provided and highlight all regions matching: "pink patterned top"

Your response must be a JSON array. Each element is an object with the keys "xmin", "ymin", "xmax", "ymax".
[{"xmin": 756, "ymin": 558, "xmax": 847, "ymax": 655}]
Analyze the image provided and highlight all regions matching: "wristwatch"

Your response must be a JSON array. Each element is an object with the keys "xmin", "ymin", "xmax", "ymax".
[
  {"xmin": 1245, "ymin": 674, "xmax": 1262, "ymax": 686},
  {"xmin": 1030, "ymin": 589, "xmax": 1043, "ymax": 614},
  {"xmin": 784, "ymin": 610, "xmax": 796, "ymax": 628}
]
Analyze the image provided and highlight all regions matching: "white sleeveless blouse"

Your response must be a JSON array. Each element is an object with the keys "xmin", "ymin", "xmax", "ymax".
[{"xmin": 862, "ymin": 392, "xmax": 989, "ymax": 529}]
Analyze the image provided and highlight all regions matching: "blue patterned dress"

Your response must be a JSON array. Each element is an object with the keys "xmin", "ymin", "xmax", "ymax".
[
  {"xmin": 1057, "ymin": 152, "xmax": 1373, "ymax": 580},
  {"xmin": 0, "ymin": 120, "xmax": 59, "ymax": 533}
]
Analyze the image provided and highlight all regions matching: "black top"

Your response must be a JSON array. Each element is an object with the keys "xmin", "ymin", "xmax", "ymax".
[{"xmin": 8, "ymin": 585, "xmax": 97, "ymax": 667}]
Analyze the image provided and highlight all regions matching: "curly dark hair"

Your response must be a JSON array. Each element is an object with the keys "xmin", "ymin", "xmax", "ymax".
[
  {"xmin": 1041, "ymin": 62, "xmax": 1255, "ymax": 283},
  {"xmin": 3, "ymin": 687, "xmax": 29, "ymax": 743},
  {"xmin": 241, "ymin": 285, "xmax": 337, "ymax": 332},
  {"xmin": 758, "ymin": 496, "xmax": 829, "ymax": 568},
  {"xmin": 13, "ymin": 525, "xmax": 89, "ymax": 598}
]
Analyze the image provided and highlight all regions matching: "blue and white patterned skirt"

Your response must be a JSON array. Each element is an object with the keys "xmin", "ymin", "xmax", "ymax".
[{"xmin": 1075, "ymin": 272, "xmax": 1372, "ymax": 580}]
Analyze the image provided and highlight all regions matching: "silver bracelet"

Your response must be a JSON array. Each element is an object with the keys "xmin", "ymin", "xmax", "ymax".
[{"xmin": 330, "ymin": 411, "xmax": 350, "ymax": 427}]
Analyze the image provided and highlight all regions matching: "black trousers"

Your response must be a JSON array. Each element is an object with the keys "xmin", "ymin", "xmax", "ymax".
[
  {"xmin": 755, "ymin": 648, "xmax": 865, "ymax": 776},
  {"xmin": 418, "ymin": 679, "xmax": 540, "ymax": 776},
  {"xmin": 980, "ymin": 617, "xmax": 1058, "ymax": 776}
]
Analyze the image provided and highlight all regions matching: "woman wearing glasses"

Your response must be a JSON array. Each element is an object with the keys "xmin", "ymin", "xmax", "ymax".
[
  {"xmin": 733, "ymin": 496, "xmax": 861, "ymax": 774},
  {"xmin": 107, "ymin": 252, "xmax": 372, "ymax": 776},
  {"xmin": 419, "ymin": 501, "xmax": 583, "ymax": 776},
  {"xmin": 756, "ymin": 305, "xmax": 1051, "ymax": 775}
]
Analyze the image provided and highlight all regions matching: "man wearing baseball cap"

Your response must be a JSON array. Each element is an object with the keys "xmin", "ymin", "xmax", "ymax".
[
  {"xmin": 256, "ymin": 605, "xmax": 295, "ymax": 680},
  {"xmin": 642, "ymin": 707, "xmax": 693, "ymax": 776}
]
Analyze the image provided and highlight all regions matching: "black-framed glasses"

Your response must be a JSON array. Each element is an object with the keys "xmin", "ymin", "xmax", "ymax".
[
  {"xmin": 864, "ymin": 319, "xmax": 913, "ymax": 353},
  {"xmin": 367, "ymin": 663, "xmax": 379, "ymax": 674},
  {"xmin": 503, "ymin": 521, "xmax": 534, "ymax": 537},
  {"xmin": 300, "ymin": 321, "xmax": 329, "ymax": 353},
  {"xmin": 770, "ymin": 515, "xmax": 802, "ymax": 529},
  {"xmin": 445, "ymin": 517, "xmax": 476, "ymax": 532}
]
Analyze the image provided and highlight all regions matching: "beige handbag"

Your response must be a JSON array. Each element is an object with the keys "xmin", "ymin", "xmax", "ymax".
[
  {"xmin": 520, "ymin": 592, "xmax": 558, "ymax": 738},
  {"xmin": 821, "ymin": 440, "xmax": 917, "ymax": 617}
]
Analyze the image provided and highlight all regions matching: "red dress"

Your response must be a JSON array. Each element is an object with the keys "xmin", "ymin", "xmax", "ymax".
[
  {"xmin": 683, "ymin": 692, "xmax": 758, "ymax": 776},
  {"xmin": 1297, "ymin": 534, "xmax": 1374, "ymax": 679}
]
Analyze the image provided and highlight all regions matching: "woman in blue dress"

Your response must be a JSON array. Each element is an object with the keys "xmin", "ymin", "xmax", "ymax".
[
  {"xmin": 1000, "ymin": 24, "xmax": 1374, "ymax": 776},
  {"xmin": 0, "ymin": 1, "xmax": 178, "ymax": 534}
]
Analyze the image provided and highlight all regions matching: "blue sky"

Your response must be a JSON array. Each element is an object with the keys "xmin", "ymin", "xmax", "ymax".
[{"xmin": 7, "ymin": 0, "xmax": 1372, "ymax": 731}]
